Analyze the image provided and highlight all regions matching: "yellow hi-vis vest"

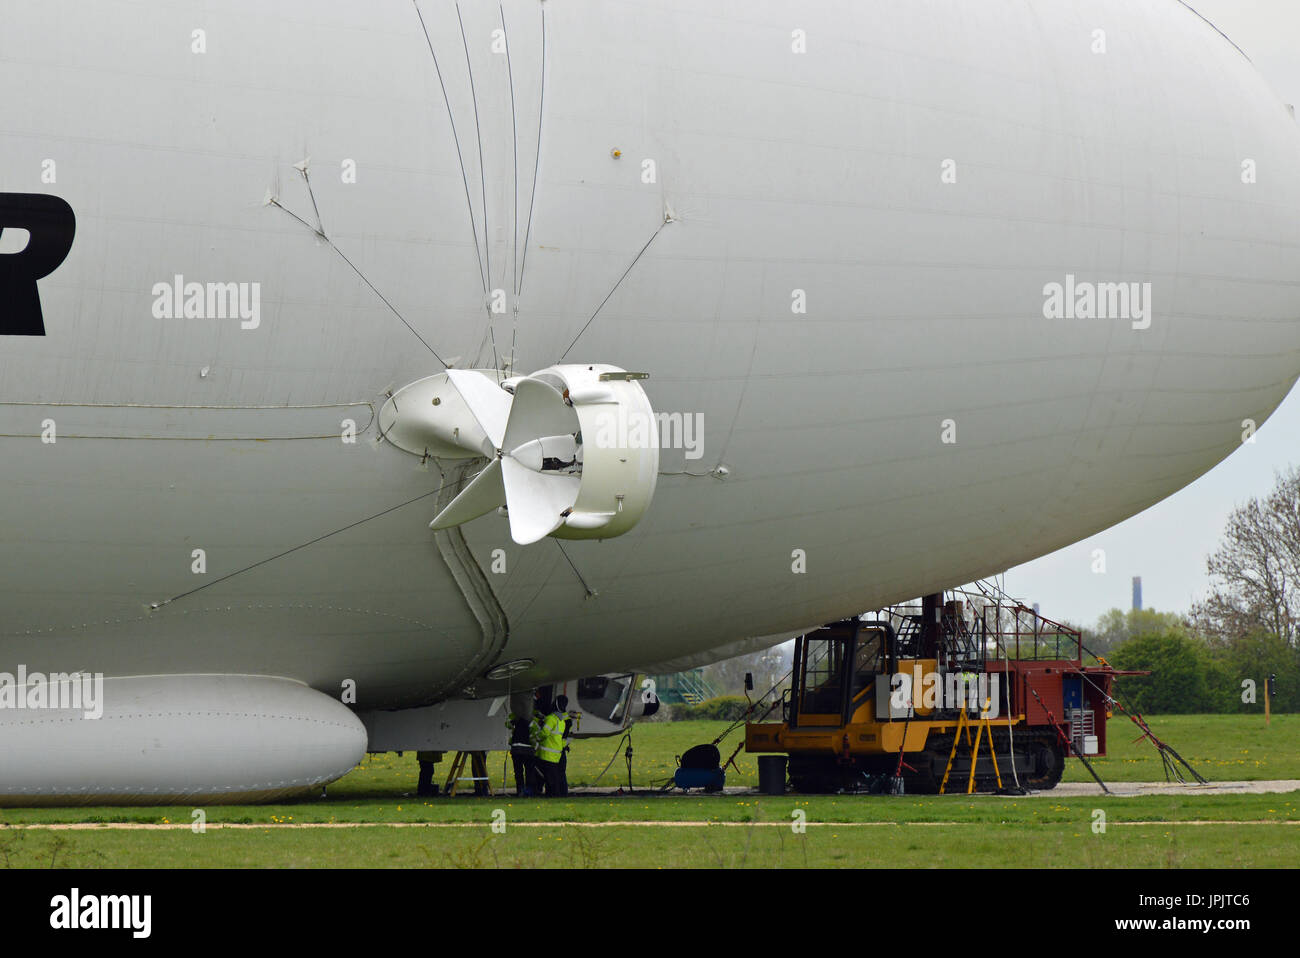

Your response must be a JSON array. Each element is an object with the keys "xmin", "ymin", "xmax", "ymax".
[{"xmin": 536, "ymin": 712, "xmax": 565, "ymax": 764}]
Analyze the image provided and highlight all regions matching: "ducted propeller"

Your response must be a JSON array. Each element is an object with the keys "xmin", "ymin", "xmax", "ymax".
[
  {"xmin": 429, "ymin": 371, "xmax": 581, "ymax": 544},
  {"xmin": 381, "ymin": 364, "xmax": 658, "ymax": 545}
]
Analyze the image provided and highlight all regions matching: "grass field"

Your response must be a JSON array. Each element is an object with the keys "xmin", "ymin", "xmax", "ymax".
[
  {"xmin": 562, "ymin": 713, "xmax": 1300, "ymax": 788},
  {"xmin": 0, "ymin": 714, "xmax": 1294, "ymax": 867}
]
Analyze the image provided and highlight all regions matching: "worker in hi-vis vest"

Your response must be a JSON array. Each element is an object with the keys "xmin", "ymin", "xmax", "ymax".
[
  {"xmin": 535, "ymin": 700, "xmax": 567, "ymax": 797},
  {"xmin": 556, "ymin": 695, "xmax": 574, "ymax": 798}
]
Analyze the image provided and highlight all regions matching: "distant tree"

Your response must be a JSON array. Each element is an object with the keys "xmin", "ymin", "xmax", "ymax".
[
  {"xmin": 1084, "ymin": 607, "xmax": 1188, "ymax": 657},
  {"xmin": 1193, "ymin": 467, "xmax": 1300, "ymax": 649},
  {"xmin": 1110, "ymin": 632, "xmax": 1226, "ymax": 713},
  {"xmin": 699, "ymin": 642, "xmax": 793, "ymax": 700},
  {"xmin": 1207, "ymin": 629, "xmax": 1300, "ymax": 714},
  {"xmin": 673, "ymin": 695, "xmax": 751, "ymax": 722}
]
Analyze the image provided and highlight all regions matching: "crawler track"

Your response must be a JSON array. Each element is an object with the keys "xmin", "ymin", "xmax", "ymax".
[{"xmin": 788, "ymin": 729, "xmax": 1066, "ymax": 794}]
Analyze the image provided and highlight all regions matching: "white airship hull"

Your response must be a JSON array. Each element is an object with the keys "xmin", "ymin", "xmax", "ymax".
[{"xmin": 1, "ymin": 1, "xmax": 1299, "ymax": 800}]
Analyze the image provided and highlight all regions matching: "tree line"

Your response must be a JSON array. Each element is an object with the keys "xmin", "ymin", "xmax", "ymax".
[{"xmin": 1082, "ymin": 467, "xmax": 1300, "ymax": 714}]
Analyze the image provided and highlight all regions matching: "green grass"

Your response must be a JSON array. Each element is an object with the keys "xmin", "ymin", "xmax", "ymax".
[
  {"xmin": 4, "ymin": 791, "xmax": 1297, "ymax": 828},
  {"xmin": 566, "ymin": 713, "xmax": 1300, "ymax": 789},
  {"xmin": 0, "ymin": 815, "xmax": 1295, "ymax": 868},
  {"xmin": 0, "ymin": 714, "xmax": 1294, "ymax": 867},
  {"xmin": 1060, "ymin": 713, "xmax": 1299, "ymax": 783}
]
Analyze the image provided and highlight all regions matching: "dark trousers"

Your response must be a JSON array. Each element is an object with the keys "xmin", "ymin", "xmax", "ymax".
[
  {"xmin": 511, "ymin": 751, "xmax": 535, "ymax": 796},
  {"xmin": 416, "ymin": 760, "xmax": 438, "ymax": 797},
  {"xmin": 558, "ymin": 750, "xmax": 569, "ymax": 797},
  {"xmin": 539, "ymin": 759, "xmax": 564, "ymax": 797},
  {"xmin": 527, "ymin": 758, "xmax": 545, "ymax": 795}
]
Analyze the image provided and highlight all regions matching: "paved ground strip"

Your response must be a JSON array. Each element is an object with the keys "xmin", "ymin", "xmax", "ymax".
[{"xmin": 3, "ymin": 819, "xmax": 1297, "ymax": 831}]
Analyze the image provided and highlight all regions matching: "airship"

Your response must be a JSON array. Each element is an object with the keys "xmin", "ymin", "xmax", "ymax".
[{"xmin": 1, "ymin": 0, "xmax": 1297, "ymax": 803}]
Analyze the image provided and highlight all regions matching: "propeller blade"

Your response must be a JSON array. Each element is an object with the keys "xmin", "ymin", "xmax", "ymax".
[
  {"xmin": 500, "ymin": 456, "xmax": 580, "ymax": 545},
  {"xmin": 502, "ymin": 376, "xmax": 578, "ymax": 454},
  {"xmin": 446, "ymin": 369, "xmax": 510, "ymax": 453},
  {"xmin": 428, "ymin": 458, "xmax": 505, "ymax": 530}
]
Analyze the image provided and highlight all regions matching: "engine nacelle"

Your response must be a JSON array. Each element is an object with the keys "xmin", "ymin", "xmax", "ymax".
[
  {"xmin": 527, "ymin": 364, "xmax": 659, "ymax": 541},
  {"xmin": 382, "ymin": 364, "xmax": 659, "ymax": 544}
]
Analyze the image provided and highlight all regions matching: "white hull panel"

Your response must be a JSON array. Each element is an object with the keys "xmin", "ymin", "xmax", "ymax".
[{"xmin": 0, "ymin": 0, "xmax": 1297, "ymax": 712}]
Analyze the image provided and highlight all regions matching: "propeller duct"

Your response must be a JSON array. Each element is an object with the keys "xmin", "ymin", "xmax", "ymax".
[{"xmin": 380, "ymin": 365, "xmax": 659, "ymax": 544}]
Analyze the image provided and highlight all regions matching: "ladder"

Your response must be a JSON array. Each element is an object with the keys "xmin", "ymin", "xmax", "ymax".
[
  {"xmin": 940, "ymin": 703, "xmax": 1002, "ymax": 795},
  {"xmin": 442, "ymin": 751, "xmax": 493, "ymax": 797}
]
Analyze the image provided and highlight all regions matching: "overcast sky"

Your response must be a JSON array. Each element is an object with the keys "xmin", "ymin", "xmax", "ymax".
[{"xmin": 1003, "ymin": 1, "xmax": 1300, "ymax": 628}]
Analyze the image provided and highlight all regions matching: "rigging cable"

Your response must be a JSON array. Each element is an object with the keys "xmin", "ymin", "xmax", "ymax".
[
  {"xmin": 501, "ymin": 4, "xmax": 520, "ymax": 372},
  {"xmin": 149, "ymin": 488, "xmax": 444, "ymax": 610},
  {"xmin": 270, "ymin": 189, "xmax": 449, "ymax": 367},
  {"xmin": 455, "ymin": 2, "xmax": 500, "ymax": 378},
  {"xmin": 558, "ymin": 219, "xmax": 667, "ymax": 362},
  {"xmin": 517, "ymin": 3, "xmax": 546, "ymax": 299},
  {"xmin": 413, "ymin": 0, "xmax": 488, "ymax": 295}
]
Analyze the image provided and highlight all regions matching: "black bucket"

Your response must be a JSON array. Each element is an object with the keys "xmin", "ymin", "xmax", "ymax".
[{"xmin": 757, "ymin": 755, "xmax": 787, "ymax": 795}]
